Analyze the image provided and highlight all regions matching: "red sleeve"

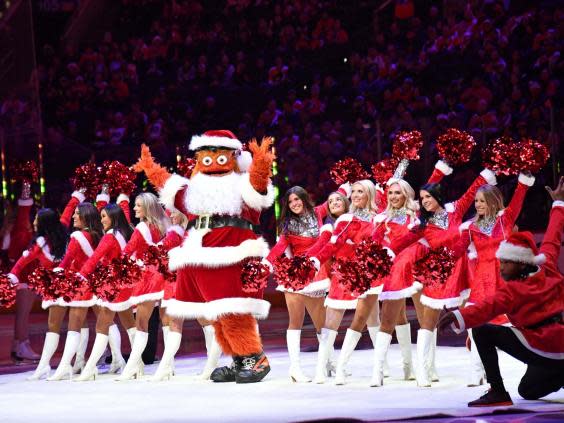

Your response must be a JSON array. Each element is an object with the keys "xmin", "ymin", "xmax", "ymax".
[
  {"xmin": 60, "ymin": 193, "xmax": 82, "ymax": 228},
  {"xmin": 117, "ymin": 194, "xmax": 131, "ymax": 223},
  {"xmin": 502, "ymin": 179, "xmax": 530, "ymax": 228},
  {"xmin": 314, "ymin": 220, "xmax": 354, "ymax": 264},
  {"xmin": 161, "ymin": 230, "xmax": 183, "ymax": 251},
  {"xmin": 123, "ymin": 228, "xmax": 145, "ymax": 256},
  {"xmin": 459, "ymin": 285, "xmax": 516, "ymax": 329},
  {"xmin": 8, "ymin": 199, "xmax": 33, "ymax": 261},
  {"xmin": 59, "ymin": 237, "xmax": 81, "ymax": 270},
  {"xmin": 96, "ymin": 193, "xmax": 110, "ymax": 211},
  {"xmin": 388, "ymin": 228, "xmax": 423, "ymax": 255},
  {"xmin": 315, "ymin": 204, "xmax": 328, "ymax": 223},
  {"xmin": 10, "ymin": 244, "xmax": 42, "ymax": 282},
  {"xmin": 427, "ymin": 160, "xmax": 453, "ymax": 184},
  {"xmin": 539, "ymin": 203, "xmax": 564, "ymax": 278},
  {"xmin": 174, "ymin": 187, "xmax": 189, "ymax": 217},
  {"xmin": 266, "ymin": 234, "xmax": 290, "ymax": 263},
  {"xmin": 79, "ymin": 234, "xmax": 118, "ymax": 277},
  {"xmin": 306, "ymin": 229, "xmax": 332, "ymax": 257},
  {"xmin": 452, "ymin": 170, "xmax": 494, "ymax": 220}
]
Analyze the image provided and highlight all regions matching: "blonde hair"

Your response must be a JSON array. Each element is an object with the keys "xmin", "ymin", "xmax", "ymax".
[
  {"xmin": 136, "ymin": 192, "xmax": 170, "ymax": 236},
  {"xmin": 350, "ymin": 180, "xmax": 379, "ymax": 214},
  {"xmin": 474, "ymin": 185, "xmax": 505, "ymax": 221},
  {"xmin": 384, "ymin": 180, "xmax": 419, "ymax": 235},
  {"xmin": 170, "ymin": 210, "xmax": 189, "ymax": 230}
]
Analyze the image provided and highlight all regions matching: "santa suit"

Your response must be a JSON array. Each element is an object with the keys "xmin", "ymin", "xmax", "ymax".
[
  {"xmin": 158, "ymin": 225, "xmax": 185, "ymax": 308},
  {"xmin": 2, "ymin": 197, "xmax": 34, "ymax": 270},
  {"xmin": 126, "ymin": 221, "xmax": 167, "ymax": 305}
]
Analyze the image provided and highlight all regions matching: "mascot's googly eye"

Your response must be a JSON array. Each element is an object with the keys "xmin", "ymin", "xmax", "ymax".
[
  {"xmin": 216, "ymin": 155, "xmax": 228, "ymax": 165},
  {"xmin": 202, "ymin": 156, "xmax": 213, "ymax": 166}
]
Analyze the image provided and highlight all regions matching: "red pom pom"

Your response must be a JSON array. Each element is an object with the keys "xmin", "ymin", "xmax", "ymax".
[
  {"xmin": 413, "ymin": 247, "xmax": 456, "ymax": 288},
  {"xmin": 100, "ymin": 161, "xmax": 137, "ymax": 197},
  {"xmin": 177, "ymin": 158, "xmax": 197, "ymax": 178},
  {"xmin": 482, "ymin": 137, "xmax": 519, "ymax": 176},
  {"xmin": 355, "ymin": 239, "xmax": 394, "ymax": 280},
  {"xmin": 330, "ymin": 157, "xmax": 370, "ymax": 185},
  {"xmin": 332, "ymin": 258, "xmax": 370, "ymax": 297},
  {"xmin": 515, "ymin": 139, "xmax": 550, "ymax": 174},
  {"xmin": 392, "ymin": 130, "xmax": 424, "ymax": 160},
  {"xmin": 436, "ymin": 128, "xmax": 476, "ymax": 165},
  {"xmin": 371, "ymin": 158, "xmax": 399, "ymax": 185},
  {"xmin": 27, "ymin": 267, "xmax": 54, "ymax": 299},
  {"xmin": 89, "ymin": 256, "xmax": 141, "ymax": 302},
  {"xmin": 141, "ymin": 245, "xmax": 175, "ymax": 283},
  {"xmin": 9, "ymin": 160, "xmax": 39, "ymax": 183},
  {"xmin": 0, "ymin": 274, "xmax": 16, "ymax": 308},
  {"xmin": 28, "ymin": 268, "xmax": 85, "ymax": 302},
  {"xmin": 71, "ymin": 162, "xmax": 102, "ymax": 199},
  {"xmin": 240, "ymin": 258, "xmax": 270, "ymax": 293},
  {"xmin": 274, "ymin": 255, "xmax": 316, "ymax": 291}
]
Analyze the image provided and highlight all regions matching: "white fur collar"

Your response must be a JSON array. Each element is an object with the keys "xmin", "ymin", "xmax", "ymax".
[{"xmin": 186, "ymin": 172, "xmax": 243, "ymax": 216}]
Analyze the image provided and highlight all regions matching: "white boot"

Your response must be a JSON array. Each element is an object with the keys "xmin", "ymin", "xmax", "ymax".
[
  {"xmin": 48, "ymin": 331, "xmax": 80, "ymax": 381},
  {"xmin": 416, "ymin": 329, "xmax": 433, "ymax": 387},
  {"xmin": 395, "ymin": 323, "xmax": 415, "ymax": 380},
  {"xmin": 162, "ymin": 326, "xmax": 170, "ymax": 349},
  {"xmin": 314, "ymin": 328, "xmax": 337, "ymax": 384},
  {"xmin": 107, "ymin": 324, "xmax": 126, "ymax": 374},
  {"xmin": 151, "ymin": 331, "xmax": 181, "ymax": 382},
  {"xmin": 430, "ymin": 329, "xmax": 439, "ymax": 382},
  {"xmin": 467, "ymin": 329, "xmax": 485, "ymax": 386},
  {"xmin": 370, "ymin": 332, "xmax": 392, "ymax": 387},
  {"xmin": 72, "ymin": 328, "xmax": 89, "ymax": 374},
  {"xmin": 116, "ymin": 331, "xmax": 147, "ymax": 381},
  {"xmin": 75, "ymin": 333, "xmax": 108, "ymax": 381},
  {"xmin": 335, "ymin": 329, "xmax": 361, "ymax": 385},
  {"xmin": 199, "ymin": 325, "xmax": 221, "ymax": 380},
  {"xmin": 127, "ymin": 327, "xmax": 137, "ymax": 346},
  {"xmin": 368, "ymin": 326, "xmax": 389, "ymax": 377},
  {"xmin": 287, "ymin": 329, "xmax": 311, "ymax": 382},
  {"xmin": 27, "ymin": 332, "xmax": 59, "ymax": 381}
]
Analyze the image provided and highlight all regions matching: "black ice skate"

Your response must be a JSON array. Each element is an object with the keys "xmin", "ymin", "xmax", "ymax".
[{"xmin": 235, "ymin": 351, "xmax": 270, "ymax": 384}]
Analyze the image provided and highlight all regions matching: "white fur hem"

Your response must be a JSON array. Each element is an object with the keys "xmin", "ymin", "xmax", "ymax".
[
  {"xmin": 358, "ymin": 284, "xmax": 383, "ymax": 297},
  {"xmin": 379, "ymin": 282, "xmax": 423, "ymax": 301},
  {"xmin": 509, "ymin": 328, "xmax": 564, "ymax": 360},
  {"xmin": 72, "ymin": 191, "xmax": 86, "ymax": 203},
  {"xmin": 496, "ymin": 241, "xmax": 546, "ymax": 265},
  {"xmin": 160, "ymin": 299, "xmax": 170, "ymax": 308},
  {"xmin": 159, "ymin": 174, "xmax": 189, "ymax": 212},
  {"xmin": 435, "ymin": 160, "xmax": 453, "ymax": 176},
  {"xmin": 240, "ymin": 173, "xmax": 275, "ymax": 210},
  {"xmin": 459, "ymin": 220, "xmax": 472, "ymax": 232},
  {"xmin": 553, "ymin": 201, "xmax": 564, "ymax": 208},
  {"xmin": 167, "ymin": 225, "xmax": 185, "ymax": 237},
  {"xmin": 97, "ymin": 299, "xmax": 132, "ymax": 312},
  {"xmin": 18, "ymin": 198, "xmax": 34, "ymax": 206},
  {"xmin": 117, "ymin": 194, "xmax": 130, "ymax": 204},
  {"xmin": 189, "ymin": 134, "xmax": 242, "ymax": 151},
  {"xmin": 319, "ymin": 224, "xmax": 333, "ymax": 234},
  {"xmin": 96, "ymin": 193, "xmax": 110, "ymax": 204},
  {"xmin": 128, "ymin": 290, "xmax": 164, "ymax": 305},
  {"xmin": 70, "ymin": 231, "xmax": 94, "ymax": 257},
  {"xmin": 165, "ymin": 297, "xmax": 270, "ymax": 320},
  {"xmin": 276, "ymin": 278, "xmax": 330, "ymax": 294},
  {"xmin": 324, "ymin": 297, "xmax": 358, "ymax": 310},
  {"xmin": 480, "ymin": 168, "xmax": 497, "ymax": 185},
  {"xmin": 43, "ymin": 296, "xmax": 98, "ymax": 308},
  {"xmin": 168, "ymin": 234, "xmax": 269, "ymax": 270},
  {"xmin": 7, "ymin": 273, "xmax": 18, "ymax": 285},
  {"xmin": 452, "ymin": 310, "xmax": 465, "ymax": 334},
  {"xmin": 107, "ymin": 229, "xmax": 127, "ymax": 250},
  {"xmin": 518, "ymin": 173, "xmax": 535, "ymax": 187},
  {"xmin": 35, "ymin": 237, "xmax": 55, "ymax": 262},
  {"xmin": 420, "ymin": 293, "xmax": 464, "ymax": 310}
]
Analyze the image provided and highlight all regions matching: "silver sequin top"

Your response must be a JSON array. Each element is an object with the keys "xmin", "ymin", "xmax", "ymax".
[
  {"xmin": 388, "ymin": 207, "xmax": 408, "ymax": 225},
  {"xmin": 428, "ymin": 209, "xmax": 449, "ymax": 229},
  {"xmin": 476, "ymin": 216, "xmax": 496, "ymax": 236},
  {"xmin": 353, "ymin": 208, "xmax": 375, "ymax": 222},
  {"xmin": 285, "ymin": 212, "xmax": 319, "ymax": 237}
]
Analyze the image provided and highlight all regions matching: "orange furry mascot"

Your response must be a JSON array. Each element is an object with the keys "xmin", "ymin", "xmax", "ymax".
[{"xmin": 135, "ymin": 130, "xmax": 275, "ymax": 383}]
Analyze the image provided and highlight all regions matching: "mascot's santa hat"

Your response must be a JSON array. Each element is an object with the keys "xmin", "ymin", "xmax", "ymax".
[
  {"xmin": 496, "ymin": 231, "xmax": 546, "ymax": 265},
  {"xmin": 189, "ymin": 129, "xmax": 252, "ymax": 172}
]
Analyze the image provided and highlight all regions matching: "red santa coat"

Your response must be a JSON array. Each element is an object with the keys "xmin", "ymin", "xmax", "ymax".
[
  {"xmin": 453, "ymin": 201, "xmax": 564, "ymax": 359},
  {"xmin": 126, "ymin": 221, "xmax": 167, "ymax": 305},
  {"xmin": 4, "ymin": 198, "xmax": 34, "ymax": 266},
  {"xmin": 459, "ymin": 174, "xmax": 532, "ymax": 304},
  {"xmin": 78, "ymin": 229, "xmax": 131, "ymax": 312},
  {"xmin": 159, "ymin": 172, "xmax": 274, "ymax": 321},
  {"xmin": 381, "ymin": 169, "xmax": 496, "ymax": 306},
  {"xmin": 158, "ymin": 225, "xmax": 185, "ymax": 307}
]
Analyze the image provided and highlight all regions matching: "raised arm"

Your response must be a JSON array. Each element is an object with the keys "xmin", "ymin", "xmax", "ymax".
[
  {"xmin": 451, "ymin": 169, "xmax": 496, "ymax": 219},
  {"xmin": 502, "ymin": 173, "xmax": 534, "ymax": 227},
  {"xmin": 427, "ymin": 160, "xmax": 453, "ymax": 184},
  {"xmin": 539, "ymin": 178, "xmax": 564, "ymax": 278},
  {"xmin": 8, "ymin": 243, "xmax": 42, "ymax": 284},
  {"xmin": 60, "ymin": 191, "xmax": 85, "ymax": 228},
  {"xmin": 117, "ymin": 194, "xmax": 131, "ymax": 223}
]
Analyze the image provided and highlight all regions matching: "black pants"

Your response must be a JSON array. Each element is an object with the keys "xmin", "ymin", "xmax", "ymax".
[{"xmin": 473, "ymin": 324, "xmax": 564, "ymax": 400}]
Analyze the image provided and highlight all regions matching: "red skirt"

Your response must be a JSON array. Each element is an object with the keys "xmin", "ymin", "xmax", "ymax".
[{"xmin": 129, "ymin": 265, "xmax": 166, "ymax": 305}]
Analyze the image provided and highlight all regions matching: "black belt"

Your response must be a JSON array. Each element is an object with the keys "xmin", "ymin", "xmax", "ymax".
[
  {"xmin": 187, "ymin": 215, "xmax": 259, "ymax": 233},
  {"xmin": 525, "ymin": 313, "xmax": 563, "ymax": 330}
]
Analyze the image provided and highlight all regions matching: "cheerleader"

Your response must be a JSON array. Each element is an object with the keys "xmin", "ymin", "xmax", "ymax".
[
  {"xmin": 264, "ymin": 184, "xmax": 349, "ymax": 382},
  {"xmin": 458, "ymin": 172, "xmax": 534, "ymax": 386},
  {"xmin": 374, "ymin": 167, "xmax": 496, "ymax": 387},
  {"xmin": 117, "ymin": 192, "xmax": 170, "ymax": 380},
  {"xmin": 75, "ymin": 202, "xmax": 136, "ymax": 381},
  {"xmin": 309, "ymin": 179, "xmax": 384, "ymax": 385},
  {"xmin": 8, "ymin": 190, "xmax": 77, "ymax": 379}
]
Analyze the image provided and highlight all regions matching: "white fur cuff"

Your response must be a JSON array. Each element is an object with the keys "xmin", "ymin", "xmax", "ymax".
[
  {"xmin": 117, "ymin": 194, "xmax": 130, "ymax": 204},
  {"xmin": 72, "ymin": 191, "xmax": 86, "ymax": 203},
  {"xmin": 96, "ymin": 193, "xmax": 110, "ymax": 204},
  {"xmin": 553, "ymin": 201, "xmax": 564, "ymax": 209},
  {"xmin": 435, "ymin": 160, "xmax": 453, "ymax": 176},
  {"xmin": 480, "ymin": 168, "xmax": 497, "ymax": 185},
  {"xmin": 518, "ymin": 173, "xmax": 535, "ymax": 187},
  {"xmin": 240, "ymin": 173, "xmax": 275, "ymax": 210},
  {"xmin": 159, "ymin": 174, "xmax": 190, "ymax": 212}
]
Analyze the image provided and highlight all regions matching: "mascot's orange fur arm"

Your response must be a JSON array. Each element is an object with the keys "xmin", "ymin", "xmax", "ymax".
[
  {"xmin": 248, "ymin": 137, "xmax": 275, "ymax": 193},
  {"xmin": 132, "ymin": 144, "xmax": 171, "ymax": 189}
]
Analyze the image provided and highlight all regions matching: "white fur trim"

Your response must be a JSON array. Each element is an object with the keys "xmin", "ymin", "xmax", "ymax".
[
  {"xmin": 22, "ymin": 250, "xmax": 29, "ymax": 257},
  {"xmin": 552, "ymin": 200, "xmax": 564, "ymax": 209},
  {"xmin": 135, "ymin": 222, "xmax": 155, "ymax": 246},
  {"xmin": 445, "ymin": 202, "xmax": 455, "ymax": 213},
  {"xmin": 496, "ymin": 241, "xmax": 546, "ymax": 265},
  {"xmin": 420, "ymin": 293, "xmax": 465, "ymax": 310},
  {"xmin": 70, "ymin": 231, "xmax": 94, "ymax": 257},
  {"xmin": 96, "ymin": 193, "xmax": 110, "ymax": 204},
  {"xmin": 17, "ymin": 198, "xmax": 33, "ymax": 206},
  {"xmin": 518, "ymin": 173, "xmax": 535, "ymax": 187},
  {"xmin": 480, "ymin": 168, "xmax": 497, "ymax": 185},
  {"xmin": 240, "ymin": 173, "xmax": 275, "ymax": 210},
  {"xmin": 374, "ymin": 183, "xmax": 384, "ymax": 193},
  {"xmin": 435, "ymin": 160, "xmax": 453, "ymax": 176},
  {"xmin": 384, "ymin": 247, "xmax": 396, "ymax": 261},
  {"xmin": 72, "ymin": 191, "xmax": 86, "ymax": 203},
  {"xmin": 319, "ymin": 224, "xmax": 333, "ymax": 234},
  {"xmin": 261, "ymin": 258, "xmax": 274, "ymax": 273},
  {"xmin": 359, "ymin": 284, "xmax": 383, "ymax": 297},
  {"xmin": 41, "ymin": 300, "xmax": 58, "ymax": 309},
  {"xmin": 324, "ymin": 297, "xmax": 358, "ymax": 310},
  {"xmin": 460, "ymin": 288, "xmax": 471, "ymax": 299},
  {"xmin": 374, "ymin": 213, "xmax": 386, "ymax": 223},
  {"xmin": 117, "ymin": 194, "xmax": 130, "ymax": 204},
  {"xmin": 339, "ymin": 182, "xmax": 352, "ymax": 197},
  {"xmin": 189, "ymin": 134, "xmax": 242, "ymax": 151},
  {"xmin": 168, "ymin": 231, "xmax": 270, "ymax": 270},
  {"xmin": 165, "ymin": 297, "xmax": 270, "ymax": 320},
  {"xmin": 509, "ymin": 327, "xmax": 564, "ymax": 360},
  {"xmin": 107, "ymin": 230, "xmax": 127, "ymax": 250},
  {"xmin": 236, "ymin": 150, "xmax": 252, "ymax": 172},
  {"xmin": 468, "ymin": 242, "xmax": 478, "ymax": 260},
  {"xmin": 36, "ymin": 237, "xmax": 55, "ymax": 262},
  {"xmin": 167, "ymin": 225, "xmax": 185, "ymax": 237},
  {"xmin": 418, "ymin": 238, "xmax": 430, "ymax": 248},
  {"xmin": 276, "ymin": 278, "xmax": 330, "ymax": 294},
  {"xmin": 451, "ymin": 310, "xmax": 465, "ymax": 334},
  {"xmin": 330, "ymin": 235, "xmax": 338, "ymax": 243},
  {"xmin": 43, "ymin": 296, "xmax": 98, "ymax": 308},
  {"xmin": 128, "ymin": 290, "xmax": 164, "ymax": 305},
  {"xmin": 7, "ymin": 273, "xmax": 18, "ymax": 285},
  {"xmin": 159, "ymin": 174, "xmax": 189, "ymax": 212},
  {"xmin": 335, "ymin": 213, "xmax": 354, "ymax": 225},
  {"xmin": 97, "ymin": 298, "xmax": 132, "ymax": 312},
  {"xmin": 310, "ymin": 257, "xmax": 320, "ymax": 272},
  {"xmin": 459, "ymin": 220, "xmax": 472, "ymax": 232},
  {"xmin": 407, "ymin": 220, "xmax": 420, "ymax": 230},
  {"xmin": 379, "ymin": 282, "xmax": 423, "ymax": 301}
]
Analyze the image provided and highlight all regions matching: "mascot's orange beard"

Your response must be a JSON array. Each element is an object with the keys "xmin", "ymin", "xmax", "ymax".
[{"xmin": 192, "ymin": 149, "xmax": 240, "ymax": 177}]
